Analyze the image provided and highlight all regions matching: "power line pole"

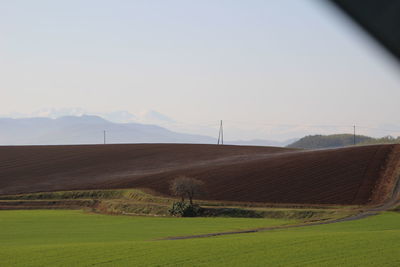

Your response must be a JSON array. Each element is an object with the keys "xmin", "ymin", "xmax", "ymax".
[
  {"xmin": 217, "ymin": 121, "xmax": 220, "ymax": 145},
  {"xmin": 217, "ymin": 120, "xmax": 224, "ymax": 145},
  {"xmin": 221, "ymin": 120, "xmax": 223, "ymax": 145},
  {"xmin": 104, "ymin": 130, "xmax": 106, "ymax": 145},
  {"xmin": 353, "ymin": 125, "xmax": 356, "ymax": 145}
]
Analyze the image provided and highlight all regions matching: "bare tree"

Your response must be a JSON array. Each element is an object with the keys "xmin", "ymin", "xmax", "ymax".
[{"xmin": 170, "ymin": 176, "xmax": 203, "ymax": 205}]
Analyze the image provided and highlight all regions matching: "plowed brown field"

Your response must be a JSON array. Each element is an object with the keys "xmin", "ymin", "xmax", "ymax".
[{"xmin": 0, "ymin": 144, "xmax": 399, "ymax": 205}]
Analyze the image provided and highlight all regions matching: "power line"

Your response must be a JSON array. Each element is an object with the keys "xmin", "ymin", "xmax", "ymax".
[{"xmin": 163, "ymin": 119, "xmax": 400, "ymax": 136}]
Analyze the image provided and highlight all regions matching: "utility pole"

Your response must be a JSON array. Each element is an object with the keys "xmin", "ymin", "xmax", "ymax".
[
  {"xmin": 104, "ymin": 130, "xmax": 106, "ymax": 145},
  {"xmin": 353, "ymin": 125, "xmax": 356, "ymax": 145},
  {"xmin": 221, "ymin": 120, "xmax": 224, "ymax": 145},
  {"xmin": 217, "ymin": 120, "xmax": 224, "ymax": 145}
]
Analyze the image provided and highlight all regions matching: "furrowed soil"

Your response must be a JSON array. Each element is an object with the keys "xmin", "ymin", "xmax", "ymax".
[{"xmin": 0, "ymin": 143, "xmax": 399, "ymax": 205}]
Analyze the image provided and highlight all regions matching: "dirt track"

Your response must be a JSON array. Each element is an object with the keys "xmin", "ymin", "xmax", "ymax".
[{"xmin": 0, "ymin": 143, "xmax": 399, "ymax": 205}]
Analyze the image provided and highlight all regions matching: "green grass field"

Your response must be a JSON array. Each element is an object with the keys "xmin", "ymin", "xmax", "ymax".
[{"xmin": 0, "ymin": 210, "xmax": 399, "ymax": 266}]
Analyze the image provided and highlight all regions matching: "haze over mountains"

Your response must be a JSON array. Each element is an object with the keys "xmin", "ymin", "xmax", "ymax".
[
  {"xmin": 0, "ymin": 115, "xmax": 295, "ymax": 146},
  {"xmin": 0, "ymin": 115, "xmax": 216, "ymax": 145},
  {"xmin": 2, "ymin": 112, "xmax": 399, "ymax": 148},
  {"xmin": 4, "ymin": 108, "xmax": 172, "ymax": 125}
]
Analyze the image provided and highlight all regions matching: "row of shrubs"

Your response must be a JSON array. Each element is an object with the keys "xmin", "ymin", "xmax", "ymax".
[
  {"xmin": 168, "ymin": 201, "xmax": 264, "ymax": 218},
  {"xmin": 168, "ymin": 201, "xmax": 203, "ymax": 217}
]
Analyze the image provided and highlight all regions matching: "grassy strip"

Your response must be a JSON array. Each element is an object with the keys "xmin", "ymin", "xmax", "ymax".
[
  {"xmin": 0, "ymin": 189, "xmax": 354, "ymax": 209},
  {"xmin": 0, "ymin": 189, "xmax": 357, "ymax": 220},
  {"xmin": 0, "ymin": 190, "xmax": 124, "ymax": 200}
]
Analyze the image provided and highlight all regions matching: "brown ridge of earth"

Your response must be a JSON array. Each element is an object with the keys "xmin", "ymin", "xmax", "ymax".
[
  {"xmin": 0, "ymin": 143, "xmax": 399, "ymax": 205},
  {"xmin": 0, "ymin": 144, "xmax": 292, "ymax": 195}
]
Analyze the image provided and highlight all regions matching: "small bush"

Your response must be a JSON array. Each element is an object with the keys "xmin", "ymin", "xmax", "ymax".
[
  {"xmin": 200, "ymin": 208, "xmax": 263, "ymax": 218},
  {"xmin": 168, "ymin": 201, "xmax": 202, "ymax": 217}
]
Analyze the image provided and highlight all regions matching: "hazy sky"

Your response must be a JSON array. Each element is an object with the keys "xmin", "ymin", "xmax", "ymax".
[{"xmin": 1, "ymin": 0, "xmax": 400, "ymax": 140}]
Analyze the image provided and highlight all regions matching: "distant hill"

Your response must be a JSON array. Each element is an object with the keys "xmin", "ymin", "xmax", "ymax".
[
  {"xmin": 0, "ymin": 115, "xmax": 216, "ymax": 145},
  {"xmin": 287, "ymin": 134, "xmax": 374, "ymax": 149},
  {"xmin": 358, "ymin": 135, "xmax": 400, "ymax": 145},
  {"xmin": 287, "ymin": 134, "xmax": 400, "ymax": 149}
]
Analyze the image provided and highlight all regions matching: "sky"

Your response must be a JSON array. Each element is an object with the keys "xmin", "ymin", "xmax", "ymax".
[{"xmin": 1, "ymin": 0, "xmax": 400, "ymax": 141}]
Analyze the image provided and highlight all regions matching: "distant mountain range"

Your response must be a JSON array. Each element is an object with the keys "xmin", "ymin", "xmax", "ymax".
[
  {"xmin": 2, "ymin": 108, "xmax": 175, "ymax": 124},
  {"xmin": 3, "ymin": 116, "xmax": 398, "ymax": 148},
  {"xmin": 0, "ymin": 115, "xmax": 215, "ymax": 145},
  {"xmin": 0, "ymin": 115, "xmax": 294, "ymax": 146}
]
